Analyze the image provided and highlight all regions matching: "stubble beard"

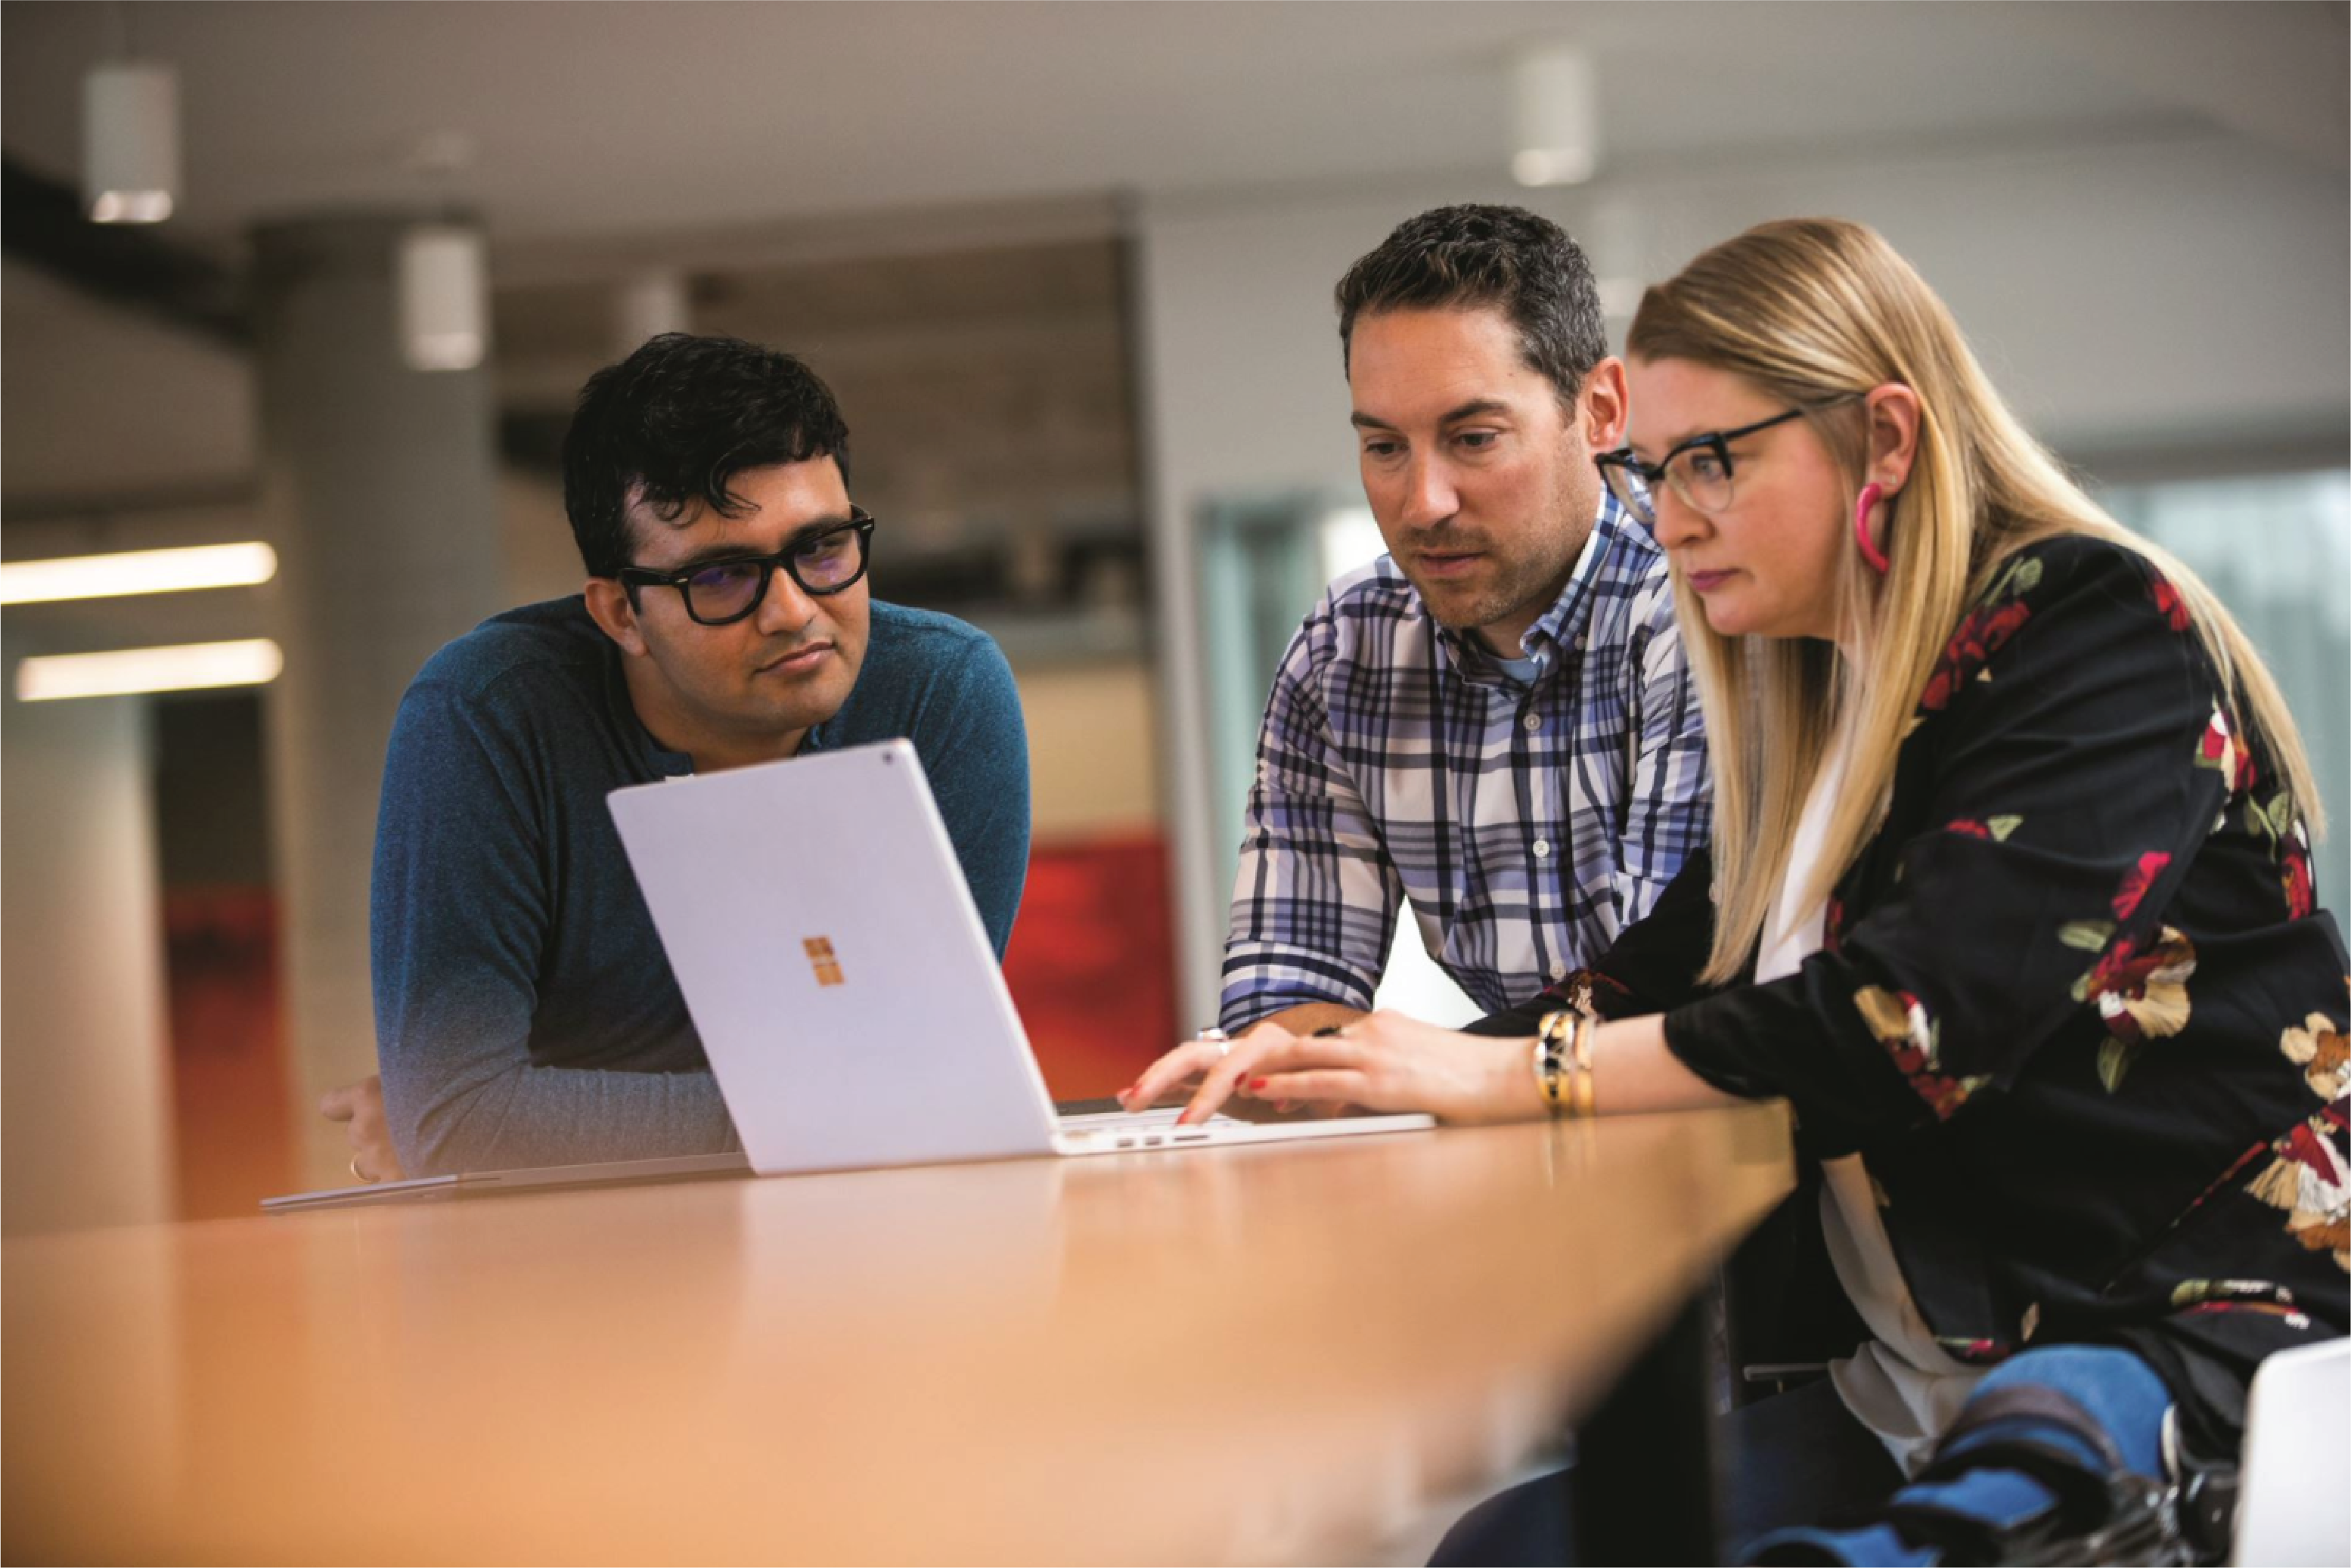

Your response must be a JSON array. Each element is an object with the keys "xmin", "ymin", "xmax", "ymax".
[
  {"xmin": 1397, "ymin": 435, "xmax": 1600, "ymax": 645},
  {"xmin": 1404, "ymin": 513, "xmax": 1587, "ymax": 646}
]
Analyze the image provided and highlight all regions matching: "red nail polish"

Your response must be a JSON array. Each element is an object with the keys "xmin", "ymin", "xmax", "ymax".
[{"xmin": 1248, "ymin": 1077, "xmax": 1269, "ymax": 1092}]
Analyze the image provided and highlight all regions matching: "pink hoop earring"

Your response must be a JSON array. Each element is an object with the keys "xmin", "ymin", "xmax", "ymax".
[{"xmin": 1854, "ymin": 483, "xmax": 1891, "ymax": 575}]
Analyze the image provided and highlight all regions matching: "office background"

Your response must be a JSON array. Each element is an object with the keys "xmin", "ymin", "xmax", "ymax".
[{"xmin": 3, "ymin": 2, "xmax": 2345, "ymax": 1229}]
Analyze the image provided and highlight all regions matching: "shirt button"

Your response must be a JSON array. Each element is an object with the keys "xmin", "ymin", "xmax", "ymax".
[
  {"xmin": 1549, "ymin": 960, "xmax": 1568, "ymax": 981},
  {"xmin": 1532, "ymin": 838, "xmax": 1552, "ymax": 859},
  {"xmin": 1521, "ymin": 712, "xmax": 1542, "ymax": 733}
]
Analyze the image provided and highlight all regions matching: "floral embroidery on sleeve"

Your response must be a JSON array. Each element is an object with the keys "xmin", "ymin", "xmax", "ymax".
[
  {"xmin": 2148, "ymin": 568, "xmax": 2192, "ymax": 632},
  {"xmin": 2248, "ymin": 1108, "xmax": 2350, "ymax": 1273},
  {"xmin": 1853, "ymin": 984, "xmax": 1990, "ymax": 1117},
  {"xmin": 1945, "ymin": 815, "xmax": 2023, "ymax": 842},
  {"xmin": 1555, "ymin": 968, "xmax": 1633, "ymax": 1021},
  {"xmin": 2194, "ymin": 703, "xmax": 2254, "ymax": 794},
  {"xmin": 2279, "ymin": 823, "xmax": 2316, "ymax": 919},
  {"xmin": 1934, "ymin": 1335, "xmax": 2011, "ymax": 1365},
  {"xmin": 2169, "ymin": 1278, "xmax": 2296, "ymax": 1310},
  {"xmin": 2238, "ymin": 786, "xmax": 2315, "ymax": 919},
  {"xmin": 1920, "ymin": 556, "xmax": 2041, "ymax": 712},
  {"xmin": 2110, "ymin": 851, "xmax": 2170, "ymax": 921},
  {"xmin": 2281, "ymin": 1011, "xmax": 2349, "ymax": 1102},
  {"xmin": 2068, "ymin": 926, "xmax": 2197, "ymax": 1092}
]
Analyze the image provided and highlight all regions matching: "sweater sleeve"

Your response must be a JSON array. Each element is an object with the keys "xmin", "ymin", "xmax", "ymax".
[
  {"xmin": 371, "ymin": 678, "xmax": 735, "ymax": 1175},
  {"xmin": 1661, "ymin": 541, "xmax": 2244, "ymax": 1153},
  {"xmin": 906, "ymin": 631, "xmax": 1031, "ymax": 959}
]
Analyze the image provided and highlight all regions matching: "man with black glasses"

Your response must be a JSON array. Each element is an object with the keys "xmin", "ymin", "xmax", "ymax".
[{"xmin": 330, "ymin": 333, "xmax": 1028, "ymax": 1179}]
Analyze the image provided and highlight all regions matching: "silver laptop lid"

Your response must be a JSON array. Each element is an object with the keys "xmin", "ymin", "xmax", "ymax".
[{"xmin": 608, "ymin": 740, "xmax": 1059, "ymax": 1175}]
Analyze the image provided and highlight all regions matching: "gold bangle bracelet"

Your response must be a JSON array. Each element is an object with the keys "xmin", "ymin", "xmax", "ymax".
[
  {"xmin": 1534, "ymin": 1009, "xmax": 1575, "ymax": 1114},
  {"xmin": 1568, "ymin": 1014, "xmax": 1597, "ymax": 1119}
]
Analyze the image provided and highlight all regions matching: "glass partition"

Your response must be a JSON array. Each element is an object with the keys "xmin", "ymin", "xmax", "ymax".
[
  {"xmin": 2097, "ymin": 468, "xmax": 2351, "ymax": 911},
  {"xmin": 1193, "ymin": 494, "xmax": 1479, "ymax": 1024}
]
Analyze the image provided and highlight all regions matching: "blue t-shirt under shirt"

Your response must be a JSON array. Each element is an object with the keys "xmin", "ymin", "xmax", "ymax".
[{"xmin": 370, "ymin": 596, "xmax": 1030, "ymax": 1175}]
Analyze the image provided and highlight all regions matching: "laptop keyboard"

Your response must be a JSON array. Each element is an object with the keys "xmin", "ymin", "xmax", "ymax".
[{"xmin": 1056, "ymin": 1106, "xmax": 1236, "ymax": 1133}]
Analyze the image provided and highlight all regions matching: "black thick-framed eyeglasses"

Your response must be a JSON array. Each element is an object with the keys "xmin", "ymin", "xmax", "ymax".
[
  {"xmin": 617, "ymin": 510, "xmax": 876, "ymax": 626},
  {"xmin": 1594, "ymin": 398, "xmax": 1855, "ymax": 528}
]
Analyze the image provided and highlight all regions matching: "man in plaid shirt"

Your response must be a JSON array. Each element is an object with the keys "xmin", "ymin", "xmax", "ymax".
[{"xmin": 1217, "ymin": 206, "xmax": 1711, "ymax": 1037}]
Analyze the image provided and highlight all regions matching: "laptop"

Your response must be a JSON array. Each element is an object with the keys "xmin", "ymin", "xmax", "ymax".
[
  {"xmin": 605, "ymin": 739, "xmax": 1432, "ymax": 1176},
  {"xmin": 2232, "ymin": 1337, "xmax": 2346, "ymax": 1564},
  {"xmin": 265, "ymin": 740, "xmax": 1428, "ymax": 1209}
]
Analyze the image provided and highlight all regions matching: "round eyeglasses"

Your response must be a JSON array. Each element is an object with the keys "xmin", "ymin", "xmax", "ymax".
[
  {"xmin": 617, "ymin": 511, "xmax": 876, "ymax": 626},
  {"xmin": 1593, "ymin": 399, "xmax": 1854, "ymax": 529}
]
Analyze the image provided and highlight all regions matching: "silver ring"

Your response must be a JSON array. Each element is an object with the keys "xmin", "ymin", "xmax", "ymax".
[
  {"xmin": 349, "ymin": 1155, "xmax": 368, "ymax": 1184},
  {"xmin": 1199, "ymin": 1025, "xmax": 1231, "ymax": 1059}
]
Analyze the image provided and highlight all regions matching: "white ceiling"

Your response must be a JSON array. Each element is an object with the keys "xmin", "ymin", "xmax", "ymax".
[
  {"xmin": 3, "ymin": 2, "xmax": 2343, "ymax": 522},
  {"xmin": 4, "ymin": 2, "xmax": 2343, "ymax": 261}
]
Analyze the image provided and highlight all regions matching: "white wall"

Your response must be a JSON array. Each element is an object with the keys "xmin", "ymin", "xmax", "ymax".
[
  {"xmin": 1017, "ymin": 662, "xmax": 1162, "ymax": 841},
  {"xmin": 0, "ymin": 259, "xmax": 256, "ymax": 510},
  {"xmin": 1137, "ymin": 132, "xmax": 2351, "ymax": 1015},
  {"xmin": 1, "ymin": 686, "xmax": 176, "ymax": 1235}
]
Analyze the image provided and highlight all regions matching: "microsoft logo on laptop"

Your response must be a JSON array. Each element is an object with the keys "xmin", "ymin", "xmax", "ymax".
[{"xmin": 803, "ymin": 937, "xmax": 845, "ymax": 987}]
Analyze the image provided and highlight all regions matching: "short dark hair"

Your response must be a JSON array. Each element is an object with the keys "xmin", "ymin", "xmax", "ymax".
[
  {"xmin": 1333, "ymin": 204, "xmax": 1608, "ymax": 403},
  {"xmin": 561, "ymin": 333, "xmax": 853, "ymax": 578}
]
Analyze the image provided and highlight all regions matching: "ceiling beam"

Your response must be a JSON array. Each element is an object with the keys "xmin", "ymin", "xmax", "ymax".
[{"xmin": 0, "ymin": 155, "xmax": 250, "ymax": 346}]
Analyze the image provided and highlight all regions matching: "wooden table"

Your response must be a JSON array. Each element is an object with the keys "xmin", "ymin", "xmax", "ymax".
[{"xmin": 4, "ymin": 1105, "xmax": 1793, "ymax": 1565}]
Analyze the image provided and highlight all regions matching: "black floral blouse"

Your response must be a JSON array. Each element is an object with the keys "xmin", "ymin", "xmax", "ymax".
[{"xmin": 1488, "ymin": 533, "xmax": 2349, "ymax": 1455}]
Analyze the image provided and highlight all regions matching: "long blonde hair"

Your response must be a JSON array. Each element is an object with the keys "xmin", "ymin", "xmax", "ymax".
[{"xmin": 1627, "ymin": 218, "xmax": 2327, "ymax": 984}]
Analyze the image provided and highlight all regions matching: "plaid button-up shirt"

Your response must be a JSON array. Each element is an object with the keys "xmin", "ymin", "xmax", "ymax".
[{"xmin": 1219, "ymin": 494, "xmax": 1711, "ymax": 1030}]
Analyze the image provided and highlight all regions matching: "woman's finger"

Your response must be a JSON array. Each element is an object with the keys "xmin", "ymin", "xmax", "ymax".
[
  {"xmin": 1183, "ymin": 1030, "xmax": 1379, "ymax": 1123},
  {"xmin": 1177, "ymin": 1031, "xmax": 1288, "ymax": 1124},
  {"xmin": 1245, "ymin": 1068, "xmax": 1371, "ymax": 1109},
  {"xmin": 1122, "ymin": 1033, "xmax": 1242, "ymax": 1111},
  {"xmin": 1240, "ymin": 1030, "xmax": 1372, "ymax": 1076},
  {"xmin": 1124, "ymin": 1029, "xmax": 1269, "ymax": 1114}
]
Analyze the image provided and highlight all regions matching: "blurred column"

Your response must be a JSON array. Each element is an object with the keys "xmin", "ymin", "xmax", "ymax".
[
  {"xmin": 0, "ymin": 663, "xmax": 174, "ymax": 1235},
  {"xmin": 250, "ymin": 215, "xmax": 502, "ymax": 1188}
]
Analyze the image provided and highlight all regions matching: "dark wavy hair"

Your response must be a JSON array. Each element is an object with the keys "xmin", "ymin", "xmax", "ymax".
[
  {"xmin": 562, "ymin": 333, "xmax": 853, "ymax": 578},
  {"xmin": 1334, "ymin": 204, "xmax": 1608, "ymax": 404}
]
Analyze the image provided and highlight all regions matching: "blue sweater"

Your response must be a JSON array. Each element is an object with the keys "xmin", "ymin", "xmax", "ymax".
[{"xmin": 371, "ymin": 597, "xmax": 1030, "ymax": 1174}]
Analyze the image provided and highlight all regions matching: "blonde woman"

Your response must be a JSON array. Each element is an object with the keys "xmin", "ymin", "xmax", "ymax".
[{"xmin": 1126, "ymin": 218, "xmax": 2345, "ymax": 1560}]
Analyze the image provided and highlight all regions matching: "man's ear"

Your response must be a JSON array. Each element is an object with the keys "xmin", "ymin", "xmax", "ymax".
[
  {"xmin": 582, "ymin": 578, "xmax": 649, "ymax": 657},
  {"xmin": 1865, "ymin": 383, "xmax": 1922, "ymax": 497},
  {"xmin": 1578, "ymin": 356, "xmax": 1630, "ymax": 451}
]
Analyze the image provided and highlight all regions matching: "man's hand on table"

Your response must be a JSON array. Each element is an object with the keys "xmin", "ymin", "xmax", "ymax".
[{"xmin": 321, "ymin": 1075, "xmax": 407, "ymax": 1184}]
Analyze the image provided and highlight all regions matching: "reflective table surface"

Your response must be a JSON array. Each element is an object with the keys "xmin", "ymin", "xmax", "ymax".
[{"xmin": 4, "ymin": 1104, "xmax": 1793, "ymax": 1564}]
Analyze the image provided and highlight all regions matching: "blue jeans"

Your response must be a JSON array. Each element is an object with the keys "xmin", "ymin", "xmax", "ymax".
[{"xmin": 1410, "ymin": 1354, "xmax": 2163, "ymax": 1568}]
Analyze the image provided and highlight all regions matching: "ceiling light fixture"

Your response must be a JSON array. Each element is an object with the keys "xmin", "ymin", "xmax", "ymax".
[
  {"xmin": 1511, "ymin": 45, "xmax": 1600, "ymax": 187},
  {"xmin": 82, "ymin": 58, "xmax": 181, "ymax": 223},
  {"xmin": 0, "ymin": 542, "xmax": 278, "ymax": 606},
  {"xmin": 15, "ymin": 639, "xmax": 284, "ymax": 702},
  {"xmin": 395, "ymin": 131, "xmax": 488, "ymax": 372},
  {"xmin": 398, "ymin": 222, "xmax": 489, "ymax": 372}
]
